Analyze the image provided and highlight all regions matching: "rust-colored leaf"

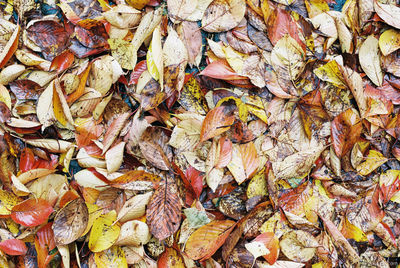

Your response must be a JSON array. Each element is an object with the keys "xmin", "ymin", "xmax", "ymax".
[
  {"xmin": 146, "ymin": 177, "xmax": 182, "ymax": 240},
  {"xmin": 200, "ymin": 106, "xmax": 235, "ymax": 142}
]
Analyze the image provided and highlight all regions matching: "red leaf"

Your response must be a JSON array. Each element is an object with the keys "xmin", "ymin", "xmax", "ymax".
[
  {"xmin": 0, "ymin": 239, "xmax": 27, "ymax": 256},
  {"xmin": 200, "ymin": 106, "xmax": 235, "ymax": 142},
  {"xmin": 35, "ymin": 222, "xmax": 57, "ymax": 268},
  {"xmin": 11, "ymin": 198, "xmax": 54, "ymax": 227},
  {"xmin": 19, "ymin": 148, "xmax": 35, "ymax": 173},
  {"xmin": 9, "ymin": 79, "xmax": 42, "ymax": 100},
  {"xmin": 185, "ymin": 166, "xmax": 204, "ymax": 199},
  {"xmin": 75, "ymin": 19, "xmax": 109, "ymax": 49},
  {"xmin": 253, "ymin": 232, "xmax": 279, "ymax": 265},
  {"xmin": 200, "ymin": 60, "xmax": 248, "ymax": 80},
  {"xmin": 26, "ymin": 20, "xmax": 69, "ymax": 61},
  {"xmin": 49, "ymin": 50, "xmax": 75, "ymax": 73},
  {"xmin": 129, "ymin": 60, "xmax": 148, "ymax": 85},
  {"xmin": 331, "ymin": 108, "xmax": 362, "ymax": 157},
  {"xmin": 279, "ymin": 181, "xmax": 311, "ymax": 215}
]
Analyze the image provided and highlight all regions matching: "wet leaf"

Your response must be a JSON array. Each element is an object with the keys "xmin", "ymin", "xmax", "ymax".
[
  {"xmin": 0, "ymin": 239, "xmax": 27, "ymax": 256},
  {"xmin": 52, "ymin": 198, "xmax": 89, "ymax": 245},
  {"xmin": 185, "ymin": 220, "xmax": 235, "ymax": 260},
  {"xmin": 146, "ymin": 177, "xmax": 181, "ymax": 240},
  {"xmin": 200, "ymin": 106, "xmax": 235, "ymax": 142},
  {"xmin": 359, "ymin": 35, "xmax": 383, "ymax": 86},
  {"xmin": 11, "ymin": 198, "xmax": 53, "ymax": 227},
  {"xmin": 89, "ymin": 210, "xmax": 121, "ymax": 252}
]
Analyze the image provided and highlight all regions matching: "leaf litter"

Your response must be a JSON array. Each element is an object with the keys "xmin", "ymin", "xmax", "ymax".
[{"xmin": 1, "ymin": 0, "xmax": 400, "ymax": 266}]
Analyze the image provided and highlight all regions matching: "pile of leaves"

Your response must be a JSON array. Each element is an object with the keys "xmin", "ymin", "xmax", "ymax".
[{"xmin": 3, "ymin": 0, "xmax": 400, "ymax": 266}]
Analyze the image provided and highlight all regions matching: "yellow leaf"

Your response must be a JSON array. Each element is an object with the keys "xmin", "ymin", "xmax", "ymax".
[
  {"xmin": 379, "ymin": 29, "xmax": 400, "ymax": 56},
  {"xmin": 0, "ymin": 84, "xmax": 11, "ymax": 109},
  {"xmin": 108, "ymin": 39, "xmax": 135, "ymax": 70},
  {"xmin": 179, "ymin": 77, "xmax": 209, "ymax": 115},
  {"xmin": 340, "ymin": 218, "xmax": 367, "ymax": 242},
  {"xmin": 223, "ymin": 46, "xmax": 248, "ymax": 74},
  {"xmin": 82, "ymin": 203, "xmax": 103, "ymax": 237},
  {"xmin": 356, "ymin": 150, "xmax": 388, "ymax": 176},
  {"xmin": 0, "ymin": 190, "xmax": 20, "ymax": 215},
  {"xmin": 313, "ymin": 60, "xmax": 347, "ymax": 89},
  {"xmin": 94, "ymin": 246, "xmax": 128, "ymax": 268},
  {"xmin": 88, "ymin": 210, "xmax": 120, "ymax": 252},
  {"xmin": 53, "ymin": 83, "xmax": 68, "ymax": 126},
  {"xmin": 146, "ymin": 26, "xmax": 163, "ymax": 87},
  {"xmin": 247, "ymin": 169, "xmax": 267, "ymax": 199},
  {"xmin": 305, "ymin": 0, "xmax": 329, "ymax": 18}
]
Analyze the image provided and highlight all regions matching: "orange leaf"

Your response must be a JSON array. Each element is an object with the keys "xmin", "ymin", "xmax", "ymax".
[
  {"xmin": 66, "ymin": 63, "xmax": 91, "ymax": 104},
  {"xmin": 75, "ymin": 118, "xmax": 104, "ymax": 148},
  {"xmin": 102, "ymin": 112, "xmax": 131, "ymax": 154},
  {"xmin": 0, "ymin": 24, "xmax": 20, "ymax": 68},
  {"xmin": 109, "ymin": 170, "xmax": 161, "ymax": 191},
  {"xmin": 185, "ymin": 220, "xmax": 235, "ymax": 261},
  {"xmin": 157, "ymin": 247, "xmax": 186, "ymax": 267},
  {"xmin": 215, "ymin": 137, "xmax": 232, "ymax": 169},
  {"xmin": 50, "ymin": 50, "xmax": 74, "ymax": 73},
  {"xmin": 11, "ymin": 198, "xmax": 54, "ymax": 227},
  {"xmin": 35, "ymin": 222, "xmax": 57, "ymax": 268},
  {"xmin": 253, "ymin": 232, "xmax": 280, "ymax": 265},
  {"xmin": 200, "ymin": 106, "xmax": 235, "ymax": 142}
]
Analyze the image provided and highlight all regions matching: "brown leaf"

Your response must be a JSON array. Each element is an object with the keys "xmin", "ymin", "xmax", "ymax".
[
  {"xmin": 331, "ymin": 108, "xmax": 362, "ymax": 157},
  {"xmin": 52, "ymin": 199, "xmax": 89, "ymax": 245},
  {"xmin": 146, "ymin": 177, "xmax": 182, "ymax": 240}
]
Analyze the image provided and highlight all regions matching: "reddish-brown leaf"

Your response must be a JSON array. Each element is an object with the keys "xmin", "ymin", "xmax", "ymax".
[
  {"xmin": 0, "ymin": 102, "xmax": 11, "ymax": 123},
  {"xmin": 0, "ymin": 239, "xmax": 27, "ymax": 256},
  {"xmin": 35, "ymin": 222, "xmax": 57, "ymax": 268},
  {"xmin": 26, "ymin": 20, "xmax": 69, "ymax": 61},
  {"xmin": 49, "ymin": 50, "xmax": 75, "ymax": 73},
  {"xmin": 185, "ymin": 220, "xmax": 236, "ymax": 261},
  {"xmin": 298, "ymin": 89, "xmax": 330, "ymax": 139},
  {"xmin": 331, "ymin": 108, "xmax": 362, "ymax": 157},
  {"xmin": 185, "ymin": 166, "xmax": 204, "ymax": 199},
  {"xmin": 129, "ymin": 60, "xmax": 148, "ymax": 85},
  {"xmin": 9, "ymin": 79, "xmax": 42, "ymax": 100},
  {"xmin": 146, "ymin": 177, "xmax": 181, "ymax": 241},
  {"xmin": 279, "ymin": 181, "xmax": 311, "ymax": 215},
  {"xmin": 11, "ymin": 198, "xmax": 54, "ymax": 227},
  {"xmin": 0, "ymin": 24, "xmax": 20, "ymax": 68},
  {"xmin": 75, "ymin": 19, "xmax": 109, "ymax": 49},
  {"xmin": 200, "ymin": 106, "xmax": 235, "ymax": 142}
]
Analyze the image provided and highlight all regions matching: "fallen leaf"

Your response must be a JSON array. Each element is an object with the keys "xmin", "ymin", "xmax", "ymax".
[
  {"xmin": 185, "ymin": 220, "xmax": 235, "ymax": 260},
  {"xmin": 359, "ymin": 35, "xmax": 383, "ymax": 86},
  {"xmin": 11, "ymin": 198, "xmax": 53, "ymax": 227},
  {"xmin": 89, "ymin": 210, "xmax": 121, "ymax": 252},
  {"xmin": 146, "ymin": 177, "xmax": 181, "ymax": 240}
]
